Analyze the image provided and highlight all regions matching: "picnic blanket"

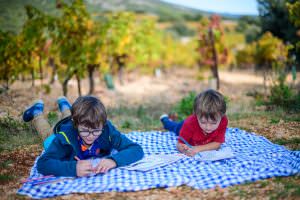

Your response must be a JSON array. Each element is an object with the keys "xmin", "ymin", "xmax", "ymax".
[{"xmin": 18, "ymin": 128, "xmax": 300, "ymax": 199}]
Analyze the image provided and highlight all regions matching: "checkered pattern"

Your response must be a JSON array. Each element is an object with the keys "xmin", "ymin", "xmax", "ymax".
[{"xmin": 18, "ymin": 128, "xmax": 300, "ymax": 199}]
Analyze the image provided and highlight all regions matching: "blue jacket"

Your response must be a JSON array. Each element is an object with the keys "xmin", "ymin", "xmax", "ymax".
[{"xmin": 37, "ymin": 117, "xmax": 144, "ymax": 177}]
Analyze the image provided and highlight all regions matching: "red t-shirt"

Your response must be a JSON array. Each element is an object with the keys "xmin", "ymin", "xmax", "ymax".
[{"xmin": 178, "ymin": 114, "xmax": 228, "ymax": 146}]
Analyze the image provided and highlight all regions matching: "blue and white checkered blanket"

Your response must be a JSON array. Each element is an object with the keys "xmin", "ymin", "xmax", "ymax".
[{"xmin": 18, "ymin": 128, "xmax": 300, "ymax": 199}]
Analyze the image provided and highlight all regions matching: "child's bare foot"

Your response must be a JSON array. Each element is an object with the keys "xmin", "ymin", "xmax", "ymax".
[{"xmin": 168, "ymin": 112, "xmax": 178, "ymax": 121}]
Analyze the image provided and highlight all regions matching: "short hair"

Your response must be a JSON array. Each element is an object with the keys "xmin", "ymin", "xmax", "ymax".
[
  {"xmin": 71, "ymin": 96, "xmax": 107, "ymax": 129},
  {"xmin": 193, "ymin": 89, "xmax": 226, "ymax": 121}
]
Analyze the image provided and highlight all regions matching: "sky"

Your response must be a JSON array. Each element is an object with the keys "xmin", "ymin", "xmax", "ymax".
[{"xmin": 161, "ymin": 0, "xmax": 259, "ymax": 15}]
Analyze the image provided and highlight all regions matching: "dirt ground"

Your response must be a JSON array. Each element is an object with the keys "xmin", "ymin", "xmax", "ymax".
[
  {"xmin": 0, "ymin": 68, "xmax": 299, "ymax": 199},
  {"xmin": 0, "ymin": 68, "xmax": 266, "ymax": 116}
]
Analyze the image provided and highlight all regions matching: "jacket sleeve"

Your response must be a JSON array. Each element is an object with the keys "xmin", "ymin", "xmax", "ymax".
[
  {"xmin": 106, "ymin": 122, "xmax": 144, "ymax": 167},
  {"xmin": 37, "ymin": 135, "xmax": 77, "ymax": 177}
]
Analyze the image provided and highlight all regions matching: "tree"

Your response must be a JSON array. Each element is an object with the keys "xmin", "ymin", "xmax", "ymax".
[
  {"xmin": 84, "ymin": 19, "xmax": 107, "ymax": 94},
  {"xmin": 103, "ymin": 12, "xmax": 136, "ymax": 85},
  {"xmin": 20, "ymin": 6, "xmax": 48, "ymax": 86},
  {"xmin": 287, "ymin": 1, "xmax": 300, "ymax": 53},
  {"xmin": 254, "ymin": 32, "xmax": 291, "ymax": 93},
  {"xmin": 51, "ymin": 0, "xmax": 91, "ymax": 96},
  {"xmin": 236, "ymin": 16, "xmax": 261, "ymax": 43},
  {"xmin": 23, "ymin": 5, "xmax": 49, "ymax": 85},
  {"xmin": 287, "ymin": 1, "xmax": 300, "ymax": 27},
  {"xmin": 257, "ymin": 0, "xmax": 299, "ymax": 63},
  {"xmin": 235, "ymin": 43, "xmax": 256, "ymax": 69},
  {"xmin": 197, "ymin": 15, "xmax": 228, "ymax": 90},
  {"xmin": 0, "ymin": 31, "xmax": 21, "ymax": 90},
  {"xmin": 102, "ymin": 12, "xmax": 164, "ymax": 84}
]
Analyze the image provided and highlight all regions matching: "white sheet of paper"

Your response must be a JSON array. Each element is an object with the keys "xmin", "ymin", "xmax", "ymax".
[
  {"xmin": 194, "ymin": 147, "xmax": 235, "ymax": 161},
  {"xmin": 120, "ymin": 153, "xmax": 187, "ymax": 171},
  {"xmin": 91, "ymin": 158, "xmax": 102, "ymax": 168}
]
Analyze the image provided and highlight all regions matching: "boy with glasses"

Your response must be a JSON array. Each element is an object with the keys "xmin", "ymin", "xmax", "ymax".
[{"xmin": 23, "ymin": 96, "xmax": 144, "ymax": 177}]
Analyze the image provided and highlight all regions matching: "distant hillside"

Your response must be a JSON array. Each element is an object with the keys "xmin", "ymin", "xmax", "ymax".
[
  {"xmin": 0, "ymin": 0, "xmax": 58, "ymax": 34},
  {"xmin": 0, "ymin": 0, "xmax": 243, "ymax": 34},
  {"xmin": 86, "ymin": 0, "xmax": 205, "ymax": 20}
]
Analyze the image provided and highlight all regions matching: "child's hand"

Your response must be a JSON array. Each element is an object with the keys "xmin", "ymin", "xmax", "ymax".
[
  {"xmin": 94, "ymin": 158, "xmax": 116, "ymax": 174},
  {"xmin": 177, "ymin": 143, "xmax": 197, "ymax": 157},
  {"xmin": 184, "ymin": 148, "xmax": 197, "ymax": 157},
  {"xmin": 76, "ymin": 160, "xmax": 93, "ymax": 177}
]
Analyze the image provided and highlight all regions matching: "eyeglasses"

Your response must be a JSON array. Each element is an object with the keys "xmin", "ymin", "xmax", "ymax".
[{"xmin": 78, "ymin": 127, "xmax": 103, "ymax": 137}]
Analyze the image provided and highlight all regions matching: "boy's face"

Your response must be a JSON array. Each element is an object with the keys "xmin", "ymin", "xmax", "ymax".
[
  {"xmin": 197, "ymin": 115, "xmax": 222, "ymax": 134},
  {"xmin": 78, "ymin": 125, "xmax": 103, "ymax": 145}
]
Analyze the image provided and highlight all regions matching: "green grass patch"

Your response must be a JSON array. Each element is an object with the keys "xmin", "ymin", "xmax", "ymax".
[
  {"xmin": 121, "ymin": 120, "xmax": 133, "ymax": 129},
  {"xmin": 47, "ymin": 111, "xmax": 59, "ymax": 126},
  {"xmin": 107, "ymin": 103, "xmax": 172, "ymax": 132},
  {"xmin": 270, "ymin": 177, "xmax": 300, "ymax": 199},
  {"xmin": 271, "ymin": 138, "xmax": 300, "ymax": 150},
  {"xmin": 0, "ymin": 174, "xmax": 14, "ymax": 183},
  {"xmin": 172, "ymin": 91, "xmax": 196, "ymax": 120},
  {"xmin": 272, "ymin": 138, "xmax": 300, "ymax": 145},
  {"xmin": 284, "ymin": 115, "xmax": 300, "ymax": 122},
  {"xmin": 270, "ymin": 118, "xmax": 280, "ymax": 124},
  {"xmin": 0, "ymin": 116, "xmax": 42, "ymax": 152},
  {"xmin": 229, "ymin": 186, "xmax": 249, "ymax": 198},
  {"xmin": 228, "ymin": 110, "xmax": 300, "ymax": 123},
  {"xmin": 0, "ymin": 159, "xmax": 13, "ymax": 169},
  {"xmin": 258, "ymin": 181, "xmax": 269, "ymax": 188}
]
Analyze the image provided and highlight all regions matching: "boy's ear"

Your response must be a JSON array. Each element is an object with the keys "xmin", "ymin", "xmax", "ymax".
[{"xmin": 71, "ymin": 119, "xmax": 78, "ymax": 128}]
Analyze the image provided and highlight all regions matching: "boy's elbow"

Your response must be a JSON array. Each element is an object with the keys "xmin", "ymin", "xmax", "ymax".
[
  {"xmin": 130, "ymin": 144, "xmax": 144, "ymax": 162},
  {"xmin": 135, "ymin": 145, "xmax": 144, "ymax": 160},
  {"xmin": 37, "ymin": 157, "xmax": 50, "ymax": 175},
  {"xmin": 215, "ymin": 142, "xmax": 222, "ymax": 150}
]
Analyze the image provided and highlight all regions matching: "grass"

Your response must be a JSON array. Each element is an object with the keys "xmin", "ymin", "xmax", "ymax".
[
  {"xmin": 228, "ymin": 109, "xmax": 300, "ymax": 150},
  {"xmin": 1, "ymin": 101, "xmax": 299, "ymax": 151},
  {"xmin": 270, "ymin": 177, "xmax": 300, "ymax": 199},
  {"xmin": 227, "ymin": 109, "xmax": 300, "ymax": 124},
  {"xmin": 272, "ymin": 138, "xmax": 300, "ymax": 150},
  {"xmin": 47, "ymin": 111, "xmax": 59, "ymax": 126},
  {"xmin": 0, "ymin": 174, "xmax": 14, "ymax": 184},
  {"xmin": 0, "ymin": 116, "xmax": 42, "ymax": 153},
  {"xmin": 0, "ymin": 159, "xmax": 13, "ymax": 168},
  {"xmin": 272, "ymin": 138, "xmax": 300, "ymax": 145},
  {"xmin": 228, "ymin": 177, "xmax": 300, "ymax": 199},
  {"xmin": 0, "ymin": 98, "xmax": 299, "ymax": 199},
  {"xmin": 107, "ymin": 103, "xmax": 172, "ymax": 132}
]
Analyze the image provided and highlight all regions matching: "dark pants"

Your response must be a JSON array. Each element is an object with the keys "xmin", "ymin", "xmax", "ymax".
[{"xmin": 161, "ymin": 117, "xmax": 184, "ymax": 136}]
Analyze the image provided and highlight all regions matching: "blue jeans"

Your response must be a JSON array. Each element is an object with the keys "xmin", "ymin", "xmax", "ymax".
[{"xmin": 161, "ymin": 117, "xmax": 184, "ymax": 136}]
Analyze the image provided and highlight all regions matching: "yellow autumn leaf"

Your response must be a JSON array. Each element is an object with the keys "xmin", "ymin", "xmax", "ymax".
[{"xmin": 86, "ymin": 20, "xmax": 93, "ymax": 30}]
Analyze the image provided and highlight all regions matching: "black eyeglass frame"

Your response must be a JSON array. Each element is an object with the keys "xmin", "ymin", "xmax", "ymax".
[{"xmin": 78, "ymin": 127, "xmax": 103, "ymax": 137}]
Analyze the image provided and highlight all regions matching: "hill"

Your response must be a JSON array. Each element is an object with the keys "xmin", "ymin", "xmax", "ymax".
[{"xmin": 0, "ymin": 0, "xmax": 243, "ymax": 34}]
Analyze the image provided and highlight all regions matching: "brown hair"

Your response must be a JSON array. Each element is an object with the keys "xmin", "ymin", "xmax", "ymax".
[
  {"xmin": 71, "ymin": 96, "xmax": 107, "ymax": 129},
  {"xmin": 193, "ymin": 89, "xmax": 226, "ymax": 121}
]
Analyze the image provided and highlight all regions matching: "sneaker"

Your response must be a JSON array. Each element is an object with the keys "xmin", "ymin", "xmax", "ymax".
[
  {"xmin": 57, "ymin": 96, "xmax": 71, "ymax": 112},
  {"xmin": 23, "ymin": 100, "xmax": 44, "ymax": 122},
  {"xmin": 160, "ymin": 114, "xmax": 169, "ymax": 121}
]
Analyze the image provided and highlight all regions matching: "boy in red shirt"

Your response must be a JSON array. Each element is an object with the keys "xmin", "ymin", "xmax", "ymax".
[{"xmin": 160, "ymin": 89, "xmax": 228, "ymax": 157}]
